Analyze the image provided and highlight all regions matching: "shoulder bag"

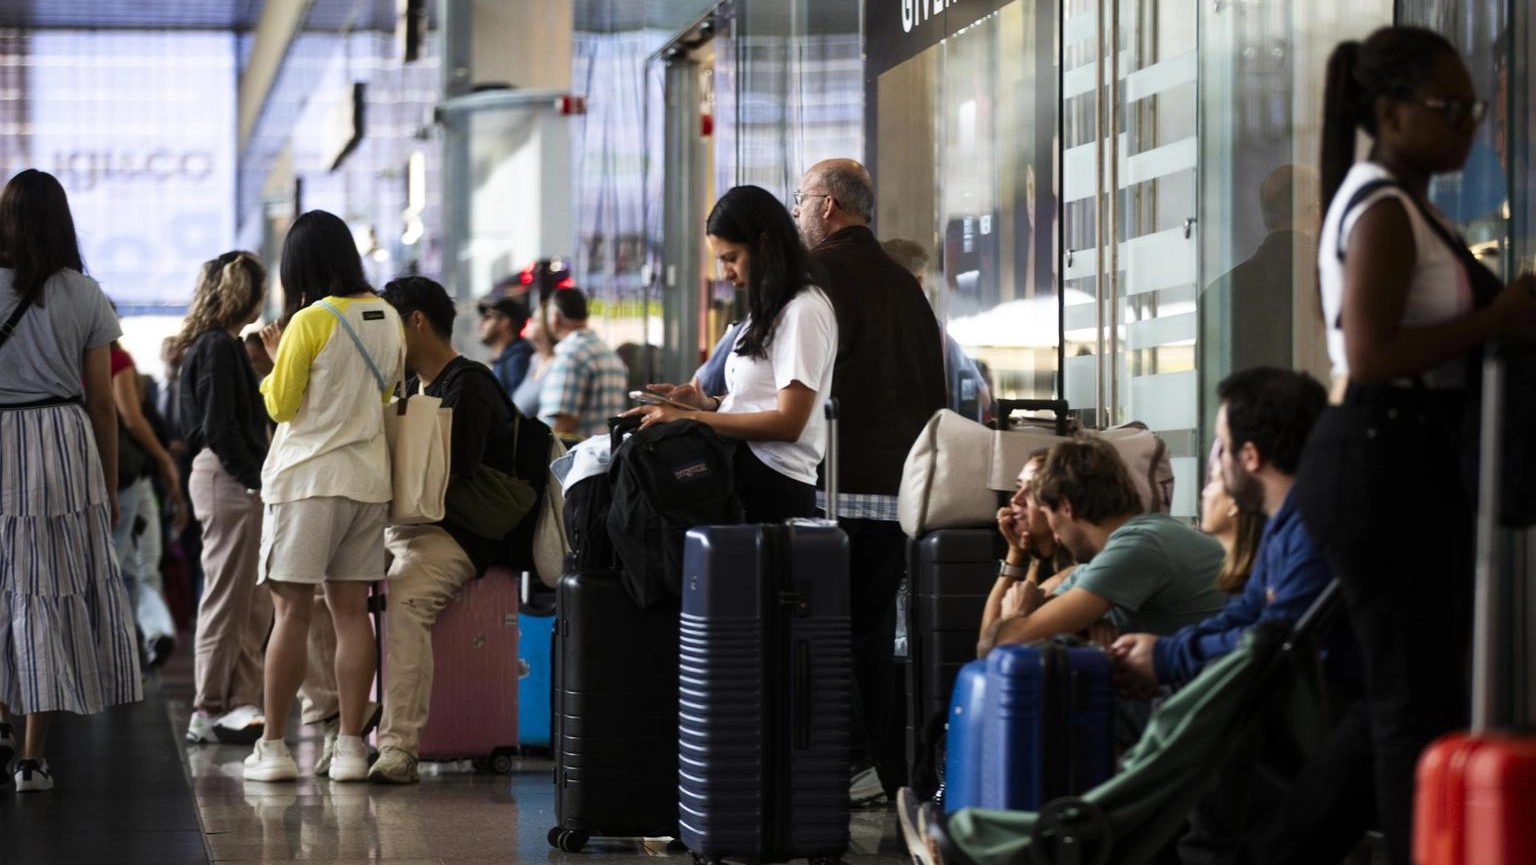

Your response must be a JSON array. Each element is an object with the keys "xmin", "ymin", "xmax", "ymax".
[{"xmin": 317, "ymin": 300, "xmax": 451, "ymax": 525}]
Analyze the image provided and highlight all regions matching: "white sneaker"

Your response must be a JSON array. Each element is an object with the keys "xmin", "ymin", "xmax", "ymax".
[
  {"xmin": 243, "ymin": 738, "xmax": 298, "ymax": 782},
  {"xmin": 214, "ymin": 705, "xmax": 266, "ymax": 744},
  {"xmin": 850, "ymin": 763, "xmax": 887, "ymax": 807},
  {"xmin": 14, "ymin": 759, "xmax": 53, "ymax": 792},
  {"xmin": 328, "ymin": 735, "xmax": 369, "ymax": 782},
  {"xmin": 367, "ymin": 746, "xmax": 419, "ymax": 785},
  {"xmin": 314, "ymin": 703, "xmax": 381, "ymax": 777},
  {"xmin": 186, "ymin": 712, "xmax": 217, "ymax": 744}
]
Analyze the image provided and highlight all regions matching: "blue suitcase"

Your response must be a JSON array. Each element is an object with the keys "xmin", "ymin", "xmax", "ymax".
[
  {"xmin": 678, "ymin": 521, "xmax": 851, "ymax": 865},
  {"xmin": 942, "ymin": 659, "xmax": 989, "ymax": 813},
  {"xmin": 517, "ymin": 611, "xmax": 554, "ymax": 749},
  {"xmin": 944, "ymin": 639, "xmax": 1115, "ymax": 813}
]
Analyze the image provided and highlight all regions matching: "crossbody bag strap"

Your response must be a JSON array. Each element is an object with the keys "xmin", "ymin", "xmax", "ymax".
[
  {"xmin": 315, "ymin": 299, "xmax": 393, "ymax": 395},
  {"xmin": 0, "ymin": 292, "xmax": 36, "ymax": 351}
]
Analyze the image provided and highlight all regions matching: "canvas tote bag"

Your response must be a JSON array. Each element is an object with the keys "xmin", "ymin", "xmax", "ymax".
[{"xmin": 317, "ymin": 300, "xmax": 451, "ymax": 525}]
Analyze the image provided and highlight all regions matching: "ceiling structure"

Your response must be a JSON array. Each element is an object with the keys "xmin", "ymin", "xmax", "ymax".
[{"xmin": 0, "ymin": 0, "xmax": 403, "ymax": 32}]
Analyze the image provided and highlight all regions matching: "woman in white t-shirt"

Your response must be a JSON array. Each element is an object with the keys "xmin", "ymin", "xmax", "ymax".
[
  {"xmin": 629, "ymin": 185, "xmax": 838, "ymax": 521},
  {"xmin": 242, "ymin": 210, "xmax": 404, "ymax": 784},
  {"xmin": 1286, "ymin": 28, "xmax": 1536, "ymax": 864}
]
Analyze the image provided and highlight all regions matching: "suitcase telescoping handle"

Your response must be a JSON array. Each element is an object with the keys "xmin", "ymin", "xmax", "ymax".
[
  {"xmin": 995, "ymin": 398, "xmax": 1072, "ymax": 436},
  {"xmin": 1471, "ymin": 343, "xmax": 1508, "ymax": 733},
  {"xmin": 824, "ymin": 398, "xmax": 840, "ymax": 522}
]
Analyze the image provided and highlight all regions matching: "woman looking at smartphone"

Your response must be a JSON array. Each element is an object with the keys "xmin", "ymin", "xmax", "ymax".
[{"xmin": 627, "ymin": 185, "xmax": 837, "ymax": 522}]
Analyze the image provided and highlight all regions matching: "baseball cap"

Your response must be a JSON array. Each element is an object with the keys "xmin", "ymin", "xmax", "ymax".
[{"xmin": 477, "ymin": 295, "xmax": 531, "ymax": 323}]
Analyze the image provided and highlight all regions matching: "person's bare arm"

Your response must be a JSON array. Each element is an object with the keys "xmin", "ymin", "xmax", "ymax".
[
  {"xmin": 1343, "ymin": 201, "xmax": 1536, "ymax": 383},
  {"xmin": 628, "ymin": 381, "xmax": 817, "ymax": 443},
  {"xmin": 82, "ymin": 346, "xmax": 119, "ymax": 527},
  {"xmin": 980, "ymin": 587, "xmax": 1114, "ymax": 656}
]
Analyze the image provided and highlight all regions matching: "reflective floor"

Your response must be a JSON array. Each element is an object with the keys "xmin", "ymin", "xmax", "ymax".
[{"xmin": 5, "ymin": 640, "xmax": 913, "ymax": 865}]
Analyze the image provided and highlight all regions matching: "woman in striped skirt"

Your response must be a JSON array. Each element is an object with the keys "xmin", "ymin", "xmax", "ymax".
[{"xmin": 0, "ymin": 169, "xmax": 143, "ymax": 792}]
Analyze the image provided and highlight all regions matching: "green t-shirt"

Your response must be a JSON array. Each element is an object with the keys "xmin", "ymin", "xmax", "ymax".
[{"xmin": 1058, "ymin": 513, "xmax": 1228, "ymax": 636}]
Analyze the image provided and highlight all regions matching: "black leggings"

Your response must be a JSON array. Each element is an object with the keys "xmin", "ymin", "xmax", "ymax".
[
  {"xmin": 1280, "ymin": 385, "xmax": 1471, "ymax": 865},
  {"xmin": 732, "ymin": 445, "xmax": 816, "ymax": 523}
]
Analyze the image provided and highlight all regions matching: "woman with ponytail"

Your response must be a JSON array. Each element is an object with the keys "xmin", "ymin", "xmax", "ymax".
[
  {"xmin": 1279, "ymin": 27, "xmax": 1536, "ymax": 865},
  {"xmin": 176, "ymin": 251, "xmax": 274, "ymax": 746}
]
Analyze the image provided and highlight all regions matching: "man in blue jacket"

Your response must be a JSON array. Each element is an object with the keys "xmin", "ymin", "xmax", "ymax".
[{"xmin": 1112, "ymin": 366, "xmax": 1350, "ymax": 864}]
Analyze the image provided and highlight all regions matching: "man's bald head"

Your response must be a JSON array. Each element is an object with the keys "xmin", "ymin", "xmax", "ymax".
[{"xmin": 794, "ymin": 158, "xmax": 874, "ymax": 247}]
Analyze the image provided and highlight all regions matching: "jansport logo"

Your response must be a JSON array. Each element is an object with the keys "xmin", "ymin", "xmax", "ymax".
[{"xmin": 673, "ymin": 460, "xmax": 711, "ymax": 482}]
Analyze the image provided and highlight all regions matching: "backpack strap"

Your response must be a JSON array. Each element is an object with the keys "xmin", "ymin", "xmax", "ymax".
[
  {"xmin": 0, "ymin": 292, "xmax": 36, "ymax": 352},
  {"xmin": 315, "ymin": 299, "xmax": 393, "ymax": 394},
  {"xmin": 1334, "ymin": 179, "xmax": 1404, "ymax": 263}
]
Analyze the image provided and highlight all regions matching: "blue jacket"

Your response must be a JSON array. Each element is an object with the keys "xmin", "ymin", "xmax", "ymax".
[
  {"xmin": 1152, "ymin": 489, "xmax": 1337, "ymax": 686},
  {"xmin": 491, "ymin": 339, "xmax": 534, "ymax": 400}
]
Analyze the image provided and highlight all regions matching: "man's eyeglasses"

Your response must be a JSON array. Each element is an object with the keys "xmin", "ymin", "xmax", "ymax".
[
  {"xmin": 792, "ymin": 191, "xmax": 830, "ymax": 206},
  {"xmin": 1418, "ymin": 96, "xmax": 1488, "ymax": 128}
]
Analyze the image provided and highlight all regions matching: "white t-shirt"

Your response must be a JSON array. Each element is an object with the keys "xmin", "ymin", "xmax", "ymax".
[
  {"xmin": 720, "ymin": 286, "xmax": 838, "ymax": 485},
  {"xmin": 1318, "ymin": 162, "xmax": 1474, "ymax": 388}
]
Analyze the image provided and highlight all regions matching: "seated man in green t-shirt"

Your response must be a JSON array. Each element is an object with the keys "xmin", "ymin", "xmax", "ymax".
[{"xmin": 982, "ymin": 438, "xmax": 1227, "ymax": 654}]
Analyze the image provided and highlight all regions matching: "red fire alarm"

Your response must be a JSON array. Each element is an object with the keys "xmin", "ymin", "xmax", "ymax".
[
  {"xmin": 559, "ymin": 95, "xmax": 587, "ymax": 115},
  {"xmin": 701, "ymin": 113, "xmax": 714, "ymax": 137}
]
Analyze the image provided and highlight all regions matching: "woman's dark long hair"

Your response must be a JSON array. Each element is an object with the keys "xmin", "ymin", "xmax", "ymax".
[
  {"xmin": 705, "ymin": 186, "xmax": 818, "ymax": 360},
  {"xmin": 279, "ymin": 210, "xmax": 372, "ymax": 323},
  {"xmin": 0, "ymin": 169, "xmax": 86, "ymax": 306},
  {"xmin": 1320, "ymin": 26, "xmax": 1458, "ymax": 215}
]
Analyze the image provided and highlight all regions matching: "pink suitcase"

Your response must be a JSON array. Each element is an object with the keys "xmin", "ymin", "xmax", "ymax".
[{"xmin": 380, "ymin": 567, "xmax": 521, "ymax": 772}]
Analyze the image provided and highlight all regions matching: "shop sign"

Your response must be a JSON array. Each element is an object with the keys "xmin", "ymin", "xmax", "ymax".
[{"xmin": 867, "ymin": 0, "xmax": 1013, "ymax": 79}]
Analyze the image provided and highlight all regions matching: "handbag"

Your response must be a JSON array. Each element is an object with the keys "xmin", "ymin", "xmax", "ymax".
[
  {"xmin": 443, "ymin": 463, "xmax": 537, "ymax": 540},
  {"xmin": 317, "ymin": 300, "xmax": 451, "ymax": 525},
  {"xmin": 529, "ymin": 435, "xmax": 570, "ymax": 587},
  {"xmin": 897, "ymin": 404, "xmax": 1174, "ymax": 537}
]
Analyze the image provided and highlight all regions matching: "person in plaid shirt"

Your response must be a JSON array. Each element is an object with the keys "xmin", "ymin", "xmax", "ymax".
[{"xmin": 537, "ymin": 287, "xmax": 628, "ymax": 438}]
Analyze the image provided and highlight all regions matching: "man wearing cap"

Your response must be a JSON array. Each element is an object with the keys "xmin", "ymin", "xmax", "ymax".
[{"xmin": 477, "ymin": 293, "xmax": 533, "ymax": 400}]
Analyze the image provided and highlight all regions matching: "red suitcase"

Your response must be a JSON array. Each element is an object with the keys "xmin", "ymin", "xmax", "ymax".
[
  {"xmin": 379, "ymin": 567, "xmax": 521, "ymax": 772},
  {"xmin": 1415, "ymin": 733, "xmax": 1536, "ymax": 865}
]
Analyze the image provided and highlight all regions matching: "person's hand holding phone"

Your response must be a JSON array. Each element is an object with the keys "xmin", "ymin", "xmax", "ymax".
[{"xmin": 642, "ymin": 382, "xmax": 712, "ymax": 411}]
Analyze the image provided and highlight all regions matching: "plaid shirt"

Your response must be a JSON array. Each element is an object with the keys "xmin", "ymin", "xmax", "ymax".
[
  {"xmin": 815, "ymin": 491, "xmax": 900, "ymax": 522},
  {"xmin": 538, "ymin": 328, "xmax": 629, "ymax": 438}
]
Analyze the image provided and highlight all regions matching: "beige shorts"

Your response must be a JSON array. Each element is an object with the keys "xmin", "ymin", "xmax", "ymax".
[{"xmin": 259, "ymin": 497, "xmax": 389, "ymax": 584}]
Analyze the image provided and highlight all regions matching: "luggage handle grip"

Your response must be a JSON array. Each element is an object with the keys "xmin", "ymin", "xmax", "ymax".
[
  {"xmin": 995, "ymin": 399, "xmax": 1071, "ymax": 436},
  {"xmin": 793, "ymin": 639, "xmax": 812, "ymax": 750},
  {"xmin": 823, "ymin": 399, "xmax": 839, "ymax": 522}
]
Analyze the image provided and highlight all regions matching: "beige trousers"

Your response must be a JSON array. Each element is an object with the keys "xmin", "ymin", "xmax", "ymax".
[
  {"xmin": 188, "ymin": 449, "xmax": 272, "ymax": 716},
  {"xmin": 376, "ymin": 525, "xmax": 476, "ymax": 755}
]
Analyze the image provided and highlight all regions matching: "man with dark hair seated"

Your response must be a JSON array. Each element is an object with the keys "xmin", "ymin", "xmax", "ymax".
[
  {"xmin": 372, "ymin": 275, "xmax": 520, "ymax": 783},
  {"xmin": 981, "ymin": 438, "xmax": 1227, "ymax": 654}
]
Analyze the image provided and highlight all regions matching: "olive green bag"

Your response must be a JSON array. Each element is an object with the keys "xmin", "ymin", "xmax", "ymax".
[{"xmin": 444, "ymin": 463, "xmax": 538, "ymax": 540}]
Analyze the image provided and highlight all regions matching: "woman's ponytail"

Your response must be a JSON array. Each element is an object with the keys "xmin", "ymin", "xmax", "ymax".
[{"xmin": 1320, "ymin": 40, "xmax": 1363, "ymax": 218}]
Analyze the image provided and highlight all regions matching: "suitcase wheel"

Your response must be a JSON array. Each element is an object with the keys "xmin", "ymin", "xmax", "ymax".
[
  {"xmin": 690, "ymin": 854, "xmax": 723, "ymax": 865},
  {"xmin": 549, "ymin": 827, "xmax": 588, "ymax": 852},
  {"xmin": 1030, "ymin": 797, "xmax": 1111, "ymax": 865}
]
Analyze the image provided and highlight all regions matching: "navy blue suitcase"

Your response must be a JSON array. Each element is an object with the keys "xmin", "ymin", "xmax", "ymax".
[
  {"xmin": 950, "ymin": 639, "xmax": 1114, "ymax": 812},
  {"xmin": 677, "ymin": 521, "xmax": 851, "ymax": 865}
]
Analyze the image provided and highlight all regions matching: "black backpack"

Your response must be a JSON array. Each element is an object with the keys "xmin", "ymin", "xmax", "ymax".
[
  {"xmin": 442, "ymin": 362, "xmax": 557, "ymax": 574},
  {"xmin": 606, "ymin": 419, "xmax": 744, "ymax": 609}
]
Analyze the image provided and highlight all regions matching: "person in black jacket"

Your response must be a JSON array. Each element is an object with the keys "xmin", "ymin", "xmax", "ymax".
[
  {"xmin": 176, "ymin": 251, "xmax": 273, "ymax": 746},
  {"xmin": 793, "ymin": 159, "xmax": 949, "ymax": 805}
]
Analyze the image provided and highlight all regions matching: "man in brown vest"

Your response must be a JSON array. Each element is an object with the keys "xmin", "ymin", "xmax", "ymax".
[{"xmin": 794, "ymin": 158, "xmax": 948, "ymax": 806}]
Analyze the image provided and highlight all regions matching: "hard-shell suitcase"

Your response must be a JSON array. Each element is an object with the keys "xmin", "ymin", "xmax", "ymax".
[
  {"xmin": 517, "ymin": 611, "xmax": 554, "ymax": 750},
  {"xmin": 1413, "ymin": 345, "xmax": 1536, "ymax": 865},
  {"xmin": 677, "ymin": 400, "xmax": 852, "ymax": 865},
  {"xmin": 549, "ymin": 568, "xmax": 680, "ymax": 852},
  {"xmin": 377, "ymin": 566, "xmax": 521, "ymax": 771},
  {"xmin": 906, "ymin": 529, "xmax": 1003, "ymax": 797},
  {"xmin": 942, "ymin": 640, "xmax": 1114, "ymax": 813},
  {"xmin": 941, "ymin": 659, "xmax": 988, "ymax": 813}
]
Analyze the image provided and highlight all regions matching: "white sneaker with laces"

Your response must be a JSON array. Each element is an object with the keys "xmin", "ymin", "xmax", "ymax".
[
  {"xmin": 367, "ymin": 746, "xmax": 419, "ymax": 784},
  {"xmin": 243, "ymin": 738, "xmax": 298, "ymax": 782},
  {"xmin": 14, "ymin": 759, "xmax": 53, "ymax": 792},
  {"xmin": 214, "ymin": 705, "xmax": 266, "ymax": 744},
  {"xmin": 186, "ymin": 712, "xmax": 217, "ymax": 744},
  {"xmin": 314, "ymin": 703, "xmax": 381, "ymax": 777},
  {"xmin": 328, "ymin": 735, "xmax": 369, "ymax": 782}
]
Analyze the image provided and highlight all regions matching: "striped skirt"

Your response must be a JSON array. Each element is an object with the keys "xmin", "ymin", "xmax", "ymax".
[{"xmin": 0, "ymin": 402, "xmax": 142, "ymax": 715}]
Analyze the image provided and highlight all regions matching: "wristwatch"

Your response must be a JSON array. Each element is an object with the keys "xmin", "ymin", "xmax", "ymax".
[{"xmin": 997, "ymin": 559, "xmax": 1028, "ymax": 579}]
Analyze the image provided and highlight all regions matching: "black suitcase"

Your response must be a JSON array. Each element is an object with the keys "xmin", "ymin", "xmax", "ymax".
[
  {"xmin": 905, "ymin": 529, "xmax": 1004, "ymax": 798},
  {"xmin": 548, "ymin": 568, "xmax": 680, "ymax": 852},
  {"xmin": 676, "ymin": 401, "xmax": 852, "ymax": 865}
]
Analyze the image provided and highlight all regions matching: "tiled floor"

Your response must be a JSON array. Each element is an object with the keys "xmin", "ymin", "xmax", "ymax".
[{"xmin": 6, "ymin": 642, "xmax": 913, "ymax": 865}]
